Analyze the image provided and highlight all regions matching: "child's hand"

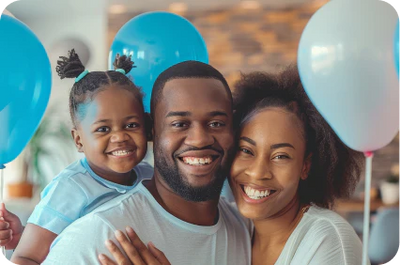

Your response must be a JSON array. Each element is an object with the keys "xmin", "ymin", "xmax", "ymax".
[{"xmin": 0, "ymin": 203, "xmax": 24, "ymax": 249}]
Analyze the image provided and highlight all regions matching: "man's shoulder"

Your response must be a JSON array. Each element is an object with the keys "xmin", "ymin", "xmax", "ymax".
[
  {"xmin": 219, "ymin": 197, "xmax": 252, "ymax": 234},
  {"xmin": 89, "ymin": 185, "xmax": 146, "ymax": 218}
]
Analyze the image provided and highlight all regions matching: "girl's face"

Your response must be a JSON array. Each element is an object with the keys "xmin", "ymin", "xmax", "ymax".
[
  {"xmin": 229, "ymin": 108, "xmax": 310, "ymax": 221},
  {"xmin": 72, "ymin": 86, "xmax": 147, "ymax": 184}
]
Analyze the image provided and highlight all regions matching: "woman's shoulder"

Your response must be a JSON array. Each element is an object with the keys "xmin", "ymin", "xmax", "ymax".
[
  {"xmin": 281, "ymin": 205, "xmax": 364, "ymax": 265},
  {"xmin": 300, "ymin": 205, "xmax": 358, "ymax": 238}
]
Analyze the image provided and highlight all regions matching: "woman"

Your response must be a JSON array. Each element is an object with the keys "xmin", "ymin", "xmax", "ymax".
[{"xmin": 99, "ymin": 65, "xmax": 367, "ymax": 265}]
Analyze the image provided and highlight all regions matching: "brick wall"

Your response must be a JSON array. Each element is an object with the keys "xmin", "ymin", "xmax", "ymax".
[{"xmin": 108, "ymin": 2, "xmax": 399, "ymax": 194}]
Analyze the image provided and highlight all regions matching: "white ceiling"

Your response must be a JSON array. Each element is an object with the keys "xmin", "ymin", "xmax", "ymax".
[{"xmin": 7, "ymin": 0, "xmax": 315, "ymax": 20}]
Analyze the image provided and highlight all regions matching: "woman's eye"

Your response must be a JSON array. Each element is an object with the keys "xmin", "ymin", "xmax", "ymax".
[
  {"xmin": 209, "ymin": 122, "xmax": 225, "ymax": 128},
  {"xmin": 96, "ymin": 127, "xmax": 109, "ymax": 133},
  {"xmin": 126, "ymin": 123, "xmax": 140, "ymax": 129},
  {"xmin": 273, "ymin": 155, "xmax": 289, "ymax": 160},
  {"xmin": 239, "ymin": 148, "xmax": 253, "ymax": 155}
]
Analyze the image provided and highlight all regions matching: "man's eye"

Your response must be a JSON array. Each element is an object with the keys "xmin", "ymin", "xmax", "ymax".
[
  {"xmin": 209, "ymin": 122, "xmax": 225, "ymax": 128},
  {"xmin": 126, "ymin": 123, "xmax": 140, "ymax": 129},
  {"xmin": 96, "ymin": 127, "xmax": 109, "ymax": 133},
  {"xmin": 172, "ymin": 122, "xmax": 188, "ymax": 128}
]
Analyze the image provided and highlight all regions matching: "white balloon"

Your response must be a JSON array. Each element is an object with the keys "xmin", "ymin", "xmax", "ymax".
[{"xmin": 298, "ymin": 0, "xmax": 399, "ymax": 152}]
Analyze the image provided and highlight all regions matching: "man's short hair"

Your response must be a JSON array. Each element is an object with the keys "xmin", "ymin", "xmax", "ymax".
[{"xmin": 150, "ymin": 61, "xmax": 232, "ymax": 118}]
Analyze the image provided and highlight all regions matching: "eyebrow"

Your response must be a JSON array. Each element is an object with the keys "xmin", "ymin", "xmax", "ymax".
[
  {"xmin": 271, "ymin": 143, "xmax": 295, "ymax": 150},
  {"xmin": 240, "ymin": 136, "xmax": 256, "ymax": 146},
  {"xmin": 239, "ymin": 137, "xmax": 295, "ymax": 150},
  {"xmin": 166, "ymin": 111, "xmax": 190, "ymax": 118},
  {"xmin": 93, "ymin": 119, "xmax": 110, "ymax": 125},
  {"xmin": 92, "ymin": 115, "xmax": 139, "ymax": 125},
  {"xmin": 165, "ymin": 111, "xmax": 228, "ymax": 118}
]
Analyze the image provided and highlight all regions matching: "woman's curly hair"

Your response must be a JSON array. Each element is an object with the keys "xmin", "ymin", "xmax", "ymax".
[{"xmin": 233, "ymin": 64, "xmax": 364, "ymax": 209}]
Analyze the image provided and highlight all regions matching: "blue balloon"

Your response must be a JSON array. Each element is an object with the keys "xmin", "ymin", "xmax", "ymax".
[
  {"xmin": 0, "ymin": 15, "xmax": 51, "ymax": 167},
  {"xmin": 109, "ymin": 11, "xmax": 209, "ymax": 112}
]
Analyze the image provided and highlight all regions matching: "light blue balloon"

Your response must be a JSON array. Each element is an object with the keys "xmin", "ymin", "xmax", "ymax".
[
  {"xmin": 0, "ymin": 15, "xmax": 51, "ymax": 168},
  {"xmin": 109, "ymin": 11, "xmax": 209, "ymax": 112},
  {"xmin": 298, "ymin": 0, "xmax": 399, "ymax": 152}
]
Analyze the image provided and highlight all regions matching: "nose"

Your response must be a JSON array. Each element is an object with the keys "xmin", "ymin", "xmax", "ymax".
[
  {"xmin": 244, "ymin": 156, "xmax": 272, "ymax": 180},
  {"xmin": 184, "ymin": 124, "xmax": 215, "ymax": 148},
  {"xmin": 110, "ymin": 130, "xmax": 130, "ymax": 143}
]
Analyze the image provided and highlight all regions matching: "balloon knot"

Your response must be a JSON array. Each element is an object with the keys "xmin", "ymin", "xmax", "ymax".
[
  {"xmin": 0, "ymin": 164, "xmax": 5, "ymax": 169},
  {"xmin": 364, "ymin": 151, "xmax": 374, "ymax": 158}
]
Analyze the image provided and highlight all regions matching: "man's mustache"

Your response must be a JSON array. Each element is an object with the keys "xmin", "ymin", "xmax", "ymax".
[{"xmin": 174, "ymin": 146, "xmax": 224, "ymax": 157}]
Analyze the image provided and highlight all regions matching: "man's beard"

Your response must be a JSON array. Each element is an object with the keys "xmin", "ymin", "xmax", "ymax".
[{"xmin": 154, "ymin": 145, "xmax": 231, "ymax": 202}]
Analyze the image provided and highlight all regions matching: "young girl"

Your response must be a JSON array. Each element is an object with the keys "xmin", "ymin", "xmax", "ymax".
[{"xmin": 0, "ymin": 49, "xmax": 153, "ymax": 265}]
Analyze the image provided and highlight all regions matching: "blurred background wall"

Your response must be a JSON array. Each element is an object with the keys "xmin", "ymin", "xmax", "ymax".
[{"xmin": 5, "ymin": 0, "xmax": 398, "ymax": 201}]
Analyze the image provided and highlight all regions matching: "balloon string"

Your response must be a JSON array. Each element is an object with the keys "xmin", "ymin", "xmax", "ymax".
[
  {"xmin": 1, "ymin": 166, "xmax": 4, "ymax": 203},
  {"xmin": 362, "ymin": 151, "xmax": 373, "ymax": 265},
  {"xmin": 0, "ymin": 167, "xmax": 5, "ymax": 256}
]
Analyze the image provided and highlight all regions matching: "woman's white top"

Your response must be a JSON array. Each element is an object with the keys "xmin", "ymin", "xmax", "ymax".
[{"xmin": 275, "ymin": 206, "xmax": 368, "ymax": 265}]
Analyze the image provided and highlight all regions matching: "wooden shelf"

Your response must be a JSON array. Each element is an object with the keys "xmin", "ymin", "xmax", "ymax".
[{"xmin": 334, "ymin": 199, "xmax": 399, "ymax": 215}]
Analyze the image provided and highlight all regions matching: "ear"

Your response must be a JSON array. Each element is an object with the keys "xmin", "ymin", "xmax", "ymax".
[
  {"xmin": 144, "ymin": 112, "xmax": 153, "ymax": 142},
  {"xmin": 71, "ymin": 128, "xmax": 84, "ymax": 153},
  {"xmin": 300, "ymin": 153, "xmax": 312, "ymax": 180}
]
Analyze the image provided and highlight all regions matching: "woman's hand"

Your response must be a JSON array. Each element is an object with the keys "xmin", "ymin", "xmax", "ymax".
[{"xmin": 98, "ymin": 226, "xmax": 171, "ymax": 265}]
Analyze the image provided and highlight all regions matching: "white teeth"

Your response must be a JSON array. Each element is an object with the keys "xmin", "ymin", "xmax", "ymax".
[
  {"xmin": 244, "ymin": 185, "xmax": 273, "ymax": 200},
  {"xmin": 111, "ymin": 150, "xmax": 132, "ymax": 156},
  {"xmin": 182, "ymin": 156, "xmax": 213, "ymax": 166}
]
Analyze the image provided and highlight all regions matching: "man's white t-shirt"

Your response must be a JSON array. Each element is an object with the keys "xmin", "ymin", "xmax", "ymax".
[
  {"xmin": 276, "ymin": 206, "xmax": 368, "ymax": 265},
  {"xmin": 43, "ymin": 180, "xmax": 252, "ymax": 265}
]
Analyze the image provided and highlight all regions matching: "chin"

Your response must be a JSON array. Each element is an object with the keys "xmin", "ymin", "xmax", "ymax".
[
  {"xmin": 185, "ymin": 174, "xmax": 216, "ymax": 186},
  {"xmin": 238, "ymin": 206, "xmax": 264, "ymax": 220}
]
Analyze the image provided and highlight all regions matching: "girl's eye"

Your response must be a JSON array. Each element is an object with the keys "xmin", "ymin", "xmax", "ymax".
[
  {"xmin": 96, "ymin": 127, "xmax": 109, "ymax": 133},
  {"xmin": 209, "ymin": 122, "xmax": 225, "ymax": 128},
  {"xmin": 126, "ymin": 123, "xmax": 140, "ymax": 129},
  {"xmin": 239, "ymin": 148, "xmax": 253, "ymax": 156}
]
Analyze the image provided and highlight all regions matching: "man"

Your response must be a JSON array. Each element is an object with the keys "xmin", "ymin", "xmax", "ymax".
[{"xmin": 43, "ymin": 61, "xmax": 251, "ymax": 265}]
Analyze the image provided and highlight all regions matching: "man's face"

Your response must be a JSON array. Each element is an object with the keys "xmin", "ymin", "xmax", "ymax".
[{"xmin": 153, "ymin": 78, "xmax": 234, "ymax": 202}]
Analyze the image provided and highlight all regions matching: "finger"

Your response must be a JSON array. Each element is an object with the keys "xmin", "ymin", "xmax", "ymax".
[
  {"xmin": 0, "ymin": 203, "xmax": 10, "ymax": 218},
  {"xmin": 0, "ymin": 203, "xmax": 18, "ymax": 220},
  {"xmin": 105, "ymin": 239, "xmax": 134, "ymax": 265},
  {"xmin": 114, "ymin": 230, "xmax": 145, "ymax": 265},
  {"xmin": 148, "ymin": 243, "xmax": 170, "ymax": 265},
  {"xmin": 125, "ymin": 227, "xmax": 156, "ymax": 264},
  {"xmin": 0, "ymin": 238, "xmax": 11, "ymax": 246},
  {"xmin": 0, "ymin": 221, "xmax": 9, "ymax": 230},
  {"xmin": 0, "ymin": 229, "xmax": 12, "ymax": 240},
  {"xmin": 98, "ymin": 254, "xmax": 117, "ymax": 265}
]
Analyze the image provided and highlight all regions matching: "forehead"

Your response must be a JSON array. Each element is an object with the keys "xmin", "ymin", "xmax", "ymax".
[
  {"xmin": 157, "ymin": 78, "xmax": 232, "ymax": 115},
  {"xmin": 81, "ymin": 87, "xmax": 142, "ymax": 122},
  {"xmin": 241, "ymin": 108, "xmax": 305, "ymax": 144}
]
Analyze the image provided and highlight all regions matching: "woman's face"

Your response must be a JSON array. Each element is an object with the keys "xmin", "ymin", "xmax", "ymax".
[{"xmin": 230, "ymin": 107, "xmax": 310, "ymax": 221}]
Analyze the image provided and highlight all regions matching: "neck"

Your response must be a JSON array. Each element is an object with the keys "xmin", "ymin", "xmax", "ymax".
[
  {"xmin": 87, "ymin": 161, "xmax": 136, "ymax": 186},
  {"xmin": 252, "ymin": 196, "xmax": 304, "ymax": 251},
  {"xmin": 144, "ymin": 173, "xmax": 220, "ymax": 226}
]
